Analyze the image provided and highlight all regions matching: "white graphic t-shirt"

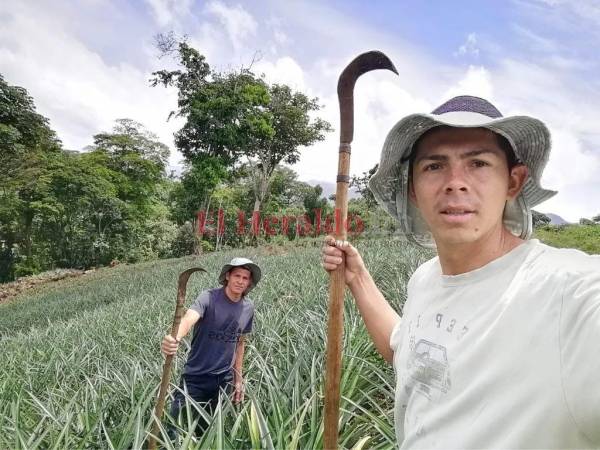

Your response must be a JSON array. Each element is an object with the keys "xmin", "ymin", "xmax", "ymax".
[{"xmin": 390, "ymin": 239, "xmax": 600, "ymax": 449}]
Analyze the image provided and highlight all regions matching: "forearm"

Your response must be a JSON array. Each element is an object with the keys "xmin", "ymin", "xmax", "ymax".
[
  {"xmin": 175, "ymin": 312, "xmax": 198, "ymax": 341},
  {"xmin": 233, "ymin": 339, "xmax": 245, "ymax": 381},
  {"xmin": 348, "ymin": 270, "xmax": 400, "ymax": 363}
]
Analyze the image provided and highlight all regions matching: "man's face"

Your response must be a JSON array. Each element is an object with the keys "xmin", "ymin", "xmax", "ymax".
[
  {"xmin": 409, "ymin": 127, "xmax": 528, "ymax": 247},
  {"xmin": 226, "ymin": 267, "xmax": 252, "ymax": 296}
]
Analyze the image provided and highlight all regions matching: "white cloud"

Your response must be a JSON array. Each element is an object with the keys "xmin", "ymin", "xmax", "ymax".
[
  {"xmin": 456, "ymin": 33, "xmax": 480, "ymax": 57},
  {"xmin": 2, "ymin": 0, "xmax": 598, "ymax": 221},
  {"xmin": 144, "ymin": 0, "xmax": 193, "ymax": 28},
  {"xmin": 0, "ymin": 2, "xmax": 184, "ymax": 169},
  {"xmin": 254, "ymin": 56, "xmax": 305, "ymax": 90},
  {"xmin": 443, "ymin": 66, "xmax": 493, "ymax": 101},
  {"xmin": 205, "ymin": 1, "xmax": 258, "ymax": 52}
]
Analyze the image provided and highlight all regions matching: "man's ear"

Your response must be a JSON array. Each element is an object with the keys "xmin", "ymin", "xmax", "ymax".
[
  {"xmin": 225, "ymin": 272, "xmax": 230, "ymax": 282},
  {"xmin": 507, "ymin": 164, "xmax": 529, "ymax": 200}
]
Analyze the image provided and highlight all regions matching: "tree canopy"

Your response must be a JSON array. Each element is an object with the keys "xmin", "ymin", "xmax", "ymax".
[{"xmin": 151, "ymin": 37, "xmax": 331, "ymax": 214}]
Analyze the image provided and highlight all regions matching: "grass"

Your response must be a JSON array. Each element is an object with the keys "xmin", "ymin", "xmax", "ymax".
[
  {"xmin": 0, "ymin": 239, "xmax": 432, "ymax": 449},
  {"xmin": 534, "ymin": 224, "xmax": 600, "ymax": 255}
]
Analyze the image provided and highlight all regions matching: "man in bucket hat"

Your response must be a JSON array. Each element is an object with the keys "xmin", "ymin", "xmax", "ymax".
[
  {"xmin": 322, "ymin": 96, "xmax": 600, "ymax": 448},
  {"xmin": 161, "ymin": 257, "xmax": 261, "ymax": 437}
]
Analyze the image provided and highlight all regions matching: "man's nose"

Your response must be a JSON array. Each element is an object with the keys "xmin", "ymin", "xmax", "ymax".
[{"xmin": 444, "ymin": 165, "xmax": 468, "ymax": 193}]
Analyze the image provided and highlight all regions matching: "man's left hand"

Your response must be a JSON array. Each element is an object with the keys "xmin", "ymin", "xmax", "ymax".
[{"xmin": 233, "ymin": 379, "xmax": 245, "ymax": 404}]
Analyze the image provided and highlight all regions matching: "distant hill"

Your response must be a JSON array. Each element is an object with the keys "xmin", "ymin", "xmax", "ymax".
[
  {"xmin": 305, "ymin": 179, "xmax": 360, "ymax": 199},
  {"xmin": 545, "ymin": 213, "xmax": 569, "ymax": 225}
]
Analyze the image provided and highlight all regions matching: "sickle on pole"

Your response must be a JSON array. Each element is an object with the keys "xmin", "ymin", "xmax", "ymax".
[
  {"xmin": 148, "ymin": 267, "xmax": 206, "ymax": 450},
  {"xmin": 324, "ymin": 51, "xmax": 397, "ymax": 450}
]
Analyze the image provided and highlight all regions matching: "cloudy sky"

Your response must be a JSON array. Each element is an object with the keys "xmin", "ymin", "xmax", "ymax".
[{"xmin": 1, "ymin": 0, "xmax": 599, "ymax": 221}]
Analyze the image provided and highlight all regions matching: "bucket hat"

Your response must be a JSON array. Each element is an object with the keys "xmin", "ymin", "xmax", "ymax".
[
  {"xmin": 218, "ymin": 257, "xmax": 261, "ymax": 294},
  {"xmin": 369, "ymin": 95, "xmax": 557, "ymax": 248}
]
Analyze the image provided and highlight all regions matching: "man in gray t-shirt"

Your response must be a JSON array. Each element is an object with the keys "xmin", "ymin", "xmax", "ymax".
[{"xmin": 161, "ymin": 257, "xmax": 261, "ymax": 435}]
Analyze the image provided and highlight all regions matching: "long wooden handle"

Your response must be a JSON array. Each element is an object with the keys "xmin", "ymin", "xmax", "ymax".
[
  {"xmin": 148, "ymin": 300, "xmax": 185, "ymax": 449},
  {"xmin": 149, "ymin": 268, "xmax": 204, "ymax": 449},
  {"xmin": 324, "ymin": 142, "xmax": 351, "ymax": 450}
]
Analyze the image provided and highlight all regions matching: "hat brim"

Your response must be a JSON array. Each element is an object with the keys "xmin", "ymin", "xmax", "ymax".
[
  {"xmin": 218, "ymin": 262, "xmax": 261, "ymax": 294},
  {"xmin": 369, "ymin": 112, "xmax": 557, "ymax": 248}
]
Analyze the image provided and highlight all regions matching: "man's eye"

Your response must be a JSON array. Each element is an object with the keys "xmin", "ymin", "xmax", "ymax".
[
  {"xmin": 472, "ymin": 160, "xmax": 489, "ymax": 168},
  {"xmin": 424, "ymin": 163, "xmax": 442, "ymax": 171}
]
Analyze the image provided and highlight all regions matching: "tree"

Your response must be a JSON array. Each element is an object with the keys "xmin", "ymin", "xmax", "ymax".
[
  {"xmin": 532, "ymin": 210, "xmax": 551, "ymax": 228},
  {"xmin": 301, "ymin": 184, "xmax": 329, "ymax": 225},
  {"xmin": 92, "ymin": 119, "xmax": 169, "ymax": 211},
  {"xmin": 593, "ymin": 213, "xmax": 600, "ymax": 223},
  {"xmin": 0, "ymin": 74, "xmax": 61, "ymax": 184},
  {"xmin": 350, "ymin": 164, "xmax": 379, "ymax": 209},
  {"xmin": 169, "ymin": 155, "xmax": 228, "ymax": 224},
  {"xmin": 151, "ymin": 38, "xmax": 331, "ymax": 217},
  {"xmin": 0, "ymin": 74, "xmax": 62, "ymax": 279},
  {"xmin": 151, "ymin": 41, "xmax": 271, "ymax": 165},
  {"xmin": 248, "ymin": 84, "xmax": 331, "ymax": 213}
]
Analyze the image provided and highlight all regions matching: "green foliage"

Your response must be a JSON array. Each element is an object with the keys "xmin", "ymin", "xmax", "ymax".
[
  {"xmin": 0, "ymin": 74, "xmax": 61, "ymax": 184},
  {"xmin": 302, "ymin": 185, "xmax": 329, "ymax": 225},
  {"xmin": 531, "ymin": 210, "xmax": 551, "ymax": 228},
  {"xmin": 151, "ymin": 41, "xmax": 271, "ymax": 164},
  {"xmin": 350, "ymin": 164, "xmax": 379, "ymax": 210},
  {"xmin": 579, "ymin": 218, "xmax": 597, "ymax": 226},
  {"xmin": 0, "ymin": 239, "xmax": 432, "ymax": 448},
  {"xmin": 169, "ymin": 155, "xmax": 228, "ymax": 225},
  {"xmin": 534, "ymin": 224, "xmax": 600, "ymax": 255},
  {"xmin": 0, "ymin": 75, "xmax": 62, "ymax": 281},
  {"xmin": 151, "ymin": 38, "xmax": 331, "ymax": 215},
  {"xmin": 0, "ymin": 91, "xmax": 177, "ymax": 280}
]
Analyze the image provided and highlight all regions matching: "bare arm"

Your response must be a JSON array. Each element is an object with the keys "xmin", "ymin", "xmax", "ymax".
[
  {"xmin": 322, "ymin": 238, "xmax": 400, "ymax": 363},
  {"xmin": 161, "ymin": 309, "xmax": 201, "ymax": 356}
]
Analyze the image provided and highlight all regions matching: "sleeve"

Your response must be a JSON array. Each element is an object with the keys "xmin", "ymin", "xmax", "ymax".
[
  {"xmin": 189, "ymin": 290, "xmax": 211, "ymax": 317},
  {"xmin": 242, "ymin": 302, "xmax": 254, "ymax": 334},
  {"xmin": 390, "ymin": 266, "xmax": 420, "ymax": 353},
  {"xmin": 559, "ymin": 261, "xmax": 600, "ymax": 444},
  {"xmin": 389, "ymin": 318, "xmax": 404, "ymax": 353}
]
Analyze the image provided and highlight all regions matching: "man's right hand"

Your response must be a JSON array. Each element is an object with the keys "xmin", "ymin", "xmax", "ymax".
[
  {"xmin": 161, "ymin": 335, "xmax": 179, "ymax": 356},
  {"xmin": 321, "ymin": 236, "xmax": 367, "ymax": 285}
]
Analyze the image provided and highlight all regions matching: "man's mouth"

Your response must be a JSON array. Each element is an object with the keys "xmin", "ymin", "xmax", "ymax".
[{"xmin": 440, "ymin": 208, "xmax": 475, "ymax": 216}]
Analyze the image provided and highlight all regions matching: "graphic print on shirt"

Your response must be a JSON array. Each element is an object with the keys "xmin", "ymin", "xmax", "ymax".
[
  {"xmin": 208, "ymin": 312, "xmax": 243, "ymax": 343},
  {"xmin": 407, "ymin": 339, "xmax": 451, "ymax": 398},
  {"xmin": 404, "ymin": 312, "xmax": 463, "ymax": 400}
]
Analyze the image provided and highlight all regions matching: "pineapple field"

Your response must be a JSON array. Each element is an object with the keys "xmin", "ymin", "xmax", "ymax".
[{"xmin": 0, "ymin": 239, "xmax": 431, "ymax": 449}]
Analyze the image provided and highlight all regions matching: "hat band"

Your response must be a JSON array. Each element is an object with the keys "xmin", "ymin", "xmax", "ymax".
[{"xmin": 434, "ymin": 111, "xmax": 501, "ymax": 126}]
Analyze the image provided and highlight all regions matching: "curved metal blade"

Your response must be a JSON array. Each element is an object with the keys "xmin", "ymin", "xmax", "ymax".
[
  {"xmin": 177, "ymin": 267, "xmax": 207, "ymax": 304},
  {"xmin": 337, "ymin": 50, "xmax": 398, "ymax": 144}
]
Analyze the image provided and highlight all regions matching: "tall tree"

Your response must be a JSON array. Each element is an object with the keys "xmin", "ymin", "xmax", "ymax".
[
  {"xmin": 92, "ymin": 119, "xmax": 169, "ymax": 216},
  {"xmin": 151, "ymin": 38, "xmax": 331, "ymax": 216},
  {"xmin": 0, "ymin": 74, "xmax": 62, "ymax": 279},
  {"xmin": 151, "ymin": 40, "xmax": 271, "ymax": 165},
  {"xmin": 350, "ymin": 164, "xmax": 379, "ymax": 209},
  {"xmin": 249, "ymin": 84, "xmax": 331, "ymax": 213}
]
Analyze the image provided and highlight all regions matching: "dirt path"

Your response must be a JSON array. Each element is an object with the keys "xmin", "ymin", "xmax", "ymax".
[{"xmin": 0, "ymin": 269, "xmax": 90, "ymax": 305}]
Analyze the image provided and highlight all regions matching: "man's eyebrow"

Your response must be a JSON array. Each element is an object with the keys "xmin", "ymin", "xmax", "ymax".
[
  {"xmin": 415, "ymin": 148, "xmax": 499, "ymax": 164},
  {"xmin": 414, "ymin": 154, "xmax": 447, "ymax": 163},
  {"xmin": 460, "ymin": 149, "xmax": 499, "ymax": 158}
]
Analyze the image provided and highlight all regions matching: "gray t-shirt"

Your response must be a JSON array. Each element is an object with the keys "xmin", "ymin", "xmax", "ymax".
[{"xmin": 183, "ymin": 287, "xmax": 254, "ymax": 376}]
